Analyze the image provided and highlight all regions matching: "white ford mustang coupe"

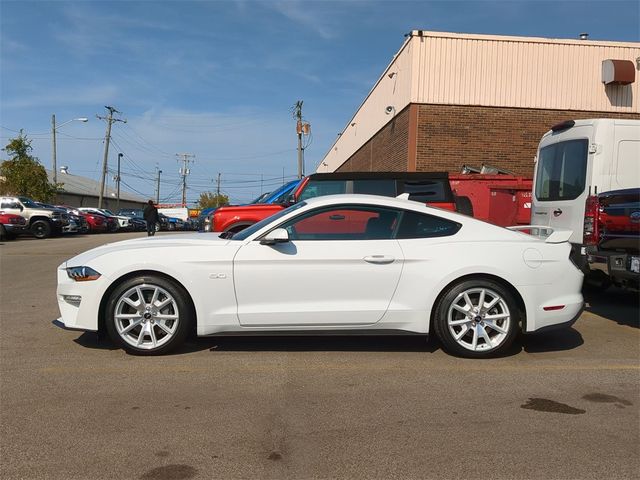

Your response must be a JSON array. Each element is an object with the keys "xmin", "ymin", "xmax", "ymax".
[{"xmin": 57, "ymin": 194, "xmax": 584, "ymax": 358}]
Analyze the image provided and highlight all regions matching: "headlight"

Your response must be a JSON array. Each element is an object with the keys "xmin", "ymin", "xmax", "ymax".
[{"xmin": 66, "ymin": 266, "xmax": 101, "ymax": 282}]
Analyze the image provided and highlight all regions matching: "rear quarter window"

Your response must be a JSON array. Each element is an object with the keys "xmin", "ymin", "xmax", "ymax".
[
  {"xmin": 400, "ymin": 180, "xmax": 450, "ymax": 203},
  {"xmin": 396, "ymin": 210, "xmax": 461, "ymax": 239}
]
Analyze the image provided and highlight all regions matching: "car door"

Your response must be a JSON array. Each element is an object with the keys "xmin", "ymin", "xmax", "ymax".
[
  {"xmin": 233, "ymin": 205, "xmax": 404, "ymax": 327},
  {"xmin": 531, "ymin": 137, "xmax": 591, "ymax": 243}
]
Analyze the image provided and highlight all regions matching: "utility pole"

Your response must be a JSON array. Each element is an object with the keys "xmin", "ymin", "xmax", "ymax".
[
  {"xmin": 97, "ymin": 106, "xmax": 126, "ymax": 208},
  {"xmin": 292, "ymin": 101, "xmax": 310, "ymax": 179},
  {"xmin": 293, "ymin": 101, "xmax": 303, "ymax": 179},
  {"xmin": 155, "ymin": 167, "xmax": 163, "ymax": 204},
  {"xmin": 51, "ymin": 115, "xmax": 57, "ymax": 184},
  {"xmin": 176, "ymin": 153, "xmax": 195, "ymax": 207},
  {"xmin": 216, "ymin": 173, "xmax": 221, "ymax": 207},
  {"xmin": 116, "ymin": 153, "xmax": 123, "ymax": 211}
]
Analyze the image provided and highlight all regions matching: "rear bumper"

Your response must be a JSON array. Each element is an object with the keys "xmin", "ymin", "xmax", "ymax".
[
  {"xmin": 588, "ymin": 249, "xmax": 639, "ymax": 289},
  {"xmin": 528, "ymin": 303, "xmax": 584, "ymax": 334}
]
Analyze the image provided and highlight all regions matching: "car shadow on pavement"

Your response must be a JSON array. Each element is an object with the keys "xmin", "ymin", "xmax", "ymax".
[
  {"xmin": 584, "ymin": 287, "xmax": 639, "ymax": 329},
  {"xmin": 199, "ymin": 335, "xmax": 438, "ymax": 353},
  {"xmin": 73, "ymin": 331, "xmax": 120, "ymax": 350},
  {"xmin": 70, "ymin": 329, "xmax": 585, "ymax": 356},
  {"xmin": 519, "ymin": 327, "xmax": 584, "ymax": 354}
]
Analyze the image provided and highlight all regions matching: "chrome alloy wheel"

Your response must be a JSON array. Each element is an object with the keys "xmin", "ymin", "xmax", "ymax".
[
  {"xmin": 447, "ymin": 288, "xmax": 511, "ymax": 352},
  {"xmin": 113, "ymin": 284, "xmax": 180, "ymax": 350}
]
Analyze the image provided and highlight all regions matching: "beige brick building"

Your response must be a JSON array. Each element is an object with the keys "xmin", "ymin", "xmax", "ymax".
[{"xmin": 319, "ymin": 31, "xmax": 640, "ymax": 175}]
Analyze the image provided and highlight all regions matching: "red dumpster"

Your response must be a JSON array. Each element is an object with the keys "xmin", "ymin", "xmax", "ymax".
[{"xmin": 449, "ymin": 174, "xmax": 533, "ymax": 227}]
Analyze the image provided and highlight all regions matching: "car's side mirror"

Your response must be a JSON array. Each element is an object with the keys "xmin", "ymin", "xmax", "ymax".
[
  {"xmin": 286, "ymin": 194, "xmax": 297, "ymax": 204},
  {"xmin": 260, "ymin": 228, "xmax": 289, "ymax": 245},
  {"xmin": 17, "ymin": 205, "xmax": 23, "ymax": 211}
]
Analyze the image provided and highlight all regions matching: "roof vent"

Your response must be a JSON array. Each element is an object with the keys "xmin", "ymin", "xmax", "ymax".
[
  {"xmin": 59, "ymin": 166, "xmax": 69, "ymax": 174},
  {"xmin": 579, "ymin": 33, "xmax": 589, "ymax": 40},
  {"xmin": 602, "ymin": 59, "xmax": 636, "ymax": 85}
]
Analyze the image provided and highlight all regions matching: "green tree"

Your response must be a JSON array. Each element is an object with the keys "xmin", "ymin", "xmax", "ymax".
[
  {"xmin": 0, "ymin": 132, "xmax": 59, "ymax": 201},
  {"xmin": 198, "ymin": 191, "xmax": 229, "ymax": 209}
]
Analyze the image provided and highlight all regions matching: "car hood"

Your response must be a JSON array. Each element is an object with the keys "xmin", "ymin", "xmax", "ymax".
[{"xmin": 64, "ymin": 233, "xmax": 231, "ymax": 267}]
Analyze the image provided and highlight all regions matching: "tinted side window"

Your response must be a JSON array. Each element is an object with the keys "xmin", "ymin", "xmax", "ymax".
[
  {"xmin": 352, "ymin": 179, "xmax": 397, "ymax": 196},
  {"xmin": 396, "ymin": 210, "xmax": 461, "ymax": 239},
  {"xmin": 280, "ymin": 206, "xmax": 401, "ymax": 241},
  {"xmin": 400, "ymin": 180, "xmax": 447, "ymax": 203},
  {"xmin": 298, "ymin": 180, "xmax": 346, "ymax": 201}
]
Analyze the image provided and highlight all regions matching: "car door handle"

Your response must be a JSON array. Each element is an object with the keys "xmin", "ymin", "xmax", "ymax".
[{"xmin": 363, "ymin": 255, "xmax": 395, "ymax": 264}]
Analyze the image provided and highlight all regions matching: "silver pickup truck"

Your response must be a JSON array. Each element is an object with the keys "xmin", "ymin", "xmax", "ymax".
[{"xmin": 0, "ymin": 196, "xmax": 69, "ymax": 239}]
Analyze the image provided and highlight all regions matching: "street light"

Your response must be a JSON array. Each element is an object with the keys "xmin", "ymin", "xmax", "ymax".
[{"xmin": 51, "ymin": 115, "xmax": 89, "ymax": 184}]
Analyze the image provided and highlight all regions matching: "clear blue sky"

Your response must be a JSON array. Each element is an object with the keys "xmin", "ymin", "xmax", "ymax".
[{"xmin": 1, "ymin": 0, "xmax": 638, "ymax": 204}]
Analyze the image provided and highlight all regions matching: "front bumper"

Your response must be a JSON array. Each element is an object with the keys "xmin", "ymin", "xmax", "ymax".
[
  {"xmin": 3, "ymin": 224, "xmax": 27, "ymax": 235},
  {"xmin": 56, "ymin": 264, "xmax": 110, "ymax": 331}
]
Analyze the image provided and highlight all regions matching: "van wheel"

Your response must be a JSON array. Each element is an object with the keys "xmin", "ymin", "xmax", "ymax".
[
  {"xmin": 31, "ymin": 220, "xmax": 52, "ymax": 239},
  {"xmin": 433, "ymin": 279, "xmax": 519, "ymax": 358}
]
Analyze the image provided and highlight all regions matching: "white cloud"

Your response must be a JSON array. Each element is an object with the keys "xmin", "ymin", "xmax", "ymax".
[
  {"xmin": 2, "ymin": 85, "xmax": 120, "ymax": 109},
  {"xmin": 268, "ymin": 0, "xmax": 338, "ymax": 40}
]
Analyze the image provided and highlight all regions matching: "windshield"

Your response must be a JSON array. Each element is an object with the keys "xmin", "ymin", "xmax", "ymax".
[
  {"xmin": 535, "ymin": 139, "xmax": 589, "ymax": 201},
  {"xmin": 18, "ymin": 197, "xmax": 40, "ymax": 208},
  {"xmin": 103, "ymin": 209, "xmax": 115, "ymax": 215},
  {"xmin": 230, "ymin": 202, "xmax": 307, "ymax": 241}
]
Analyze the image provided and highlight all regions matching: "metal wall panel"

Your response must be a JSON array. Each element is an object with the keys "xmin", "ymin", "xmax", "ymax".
[{"xmin": 412, "ymin": 33, "xmax": 640, "ymax": 113}]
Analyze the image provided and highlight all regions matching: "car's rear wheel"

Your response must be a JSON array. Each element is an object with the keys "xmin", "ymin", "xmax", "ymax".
[
  {"xmin": 433, "ymin": 279, "xmax": 520, "ymax": 358},
  {"xmin": 105, "ymin": 275, "xmax": 192, "ymax": 355}
]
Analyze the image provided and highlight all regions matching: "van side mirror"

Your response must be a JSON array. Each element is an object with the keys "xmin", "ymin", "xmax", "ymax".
[{"xmin": 260, "ymin": 228, "xmax": 289, "ymax": 245}]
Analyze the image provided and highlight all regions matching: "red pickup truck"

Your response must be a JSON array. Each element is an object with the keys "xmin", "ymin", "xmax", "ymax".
[
  {"xmin": 211, "ymin": 172, "xmax": 457, "ymax": 235},
  {"xmin": 586, "ymin": 188, "xmax": 640, "ymax": 290}
]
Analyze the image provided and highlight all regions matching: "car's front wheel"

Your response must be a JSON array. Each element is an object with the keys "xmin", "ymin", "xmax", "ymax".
[
  {"xmin": 433, "ymin": 279, "xmax": 520, "ymax": 358},
  {"xmin": 31, "ymin": 219, "xmax": 52, "ymax": 239},
  {"xmin": 105, "ymin": 275, "xmax": 192, "ymax": 355}
]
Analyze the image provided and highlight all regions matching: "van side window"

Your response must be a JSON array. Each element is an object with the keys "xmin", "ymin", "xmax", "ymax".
[
  {"xmin": 535, "ymin": 139, "xmax": 588, "ymax": 201},
  {"xmin": 396, "ymin": 210, "xmax": 461, "ymax": 239}
]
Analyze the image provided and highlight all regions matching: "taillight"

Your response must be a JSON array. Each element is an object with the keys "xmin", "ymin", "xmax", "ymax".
[{"xmin": 583, "ymin": 195, "xmax": 600, "ymax": 245}]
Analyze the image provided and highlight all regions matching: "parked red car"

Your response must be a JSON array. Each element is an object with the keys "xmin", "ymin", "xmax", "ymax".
[
  {"xmin": 57, "ymin": 205, "xmax": 107, "ymax": 233},
  {"xmin": 0, "ymin": 211, "xmax": 28, "ymax": 240}
]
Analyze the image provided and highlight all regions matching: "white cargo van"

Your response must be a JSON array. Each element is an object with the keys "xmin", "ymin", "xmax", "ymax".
[{"xmin": 531, "ymin": 119, "xmax": 640, "ymax": 264}]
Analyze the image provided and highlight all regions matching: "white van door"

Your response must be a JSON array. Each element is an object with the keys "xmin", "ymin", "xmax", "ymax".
[{"xmin": 531, "ymin": 137, "xmax": 591, "ymax": 244}]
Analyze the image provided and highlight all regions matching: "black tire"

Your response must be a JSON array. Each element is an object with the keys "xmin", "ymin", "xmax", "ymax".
[
  {"xmin": 155, "ymin": 223, "xmax": 161, "ymax": 232},
  {"xmin": 454, "ymin": 195, "xmax": 474, "ymax": 216},
  {"xmin": 31, "ymin": 219, "xmax": 52, "ymax": 239},
  {"xmin": 433, "ymin": 278, "xmax": 520, "ymax": 358},
  {"xmin": 105, "ymin": 275, "xmax": 193, "ymax": 355},
  {"xmin": 0, "ymin": 224, "xmax": 6, "ymax": 240}
]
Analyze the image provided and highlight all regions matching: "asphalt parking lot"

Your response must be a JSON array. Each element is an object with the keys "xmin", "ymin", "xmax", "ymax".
[{"xmin": 1, "ymin": 232, "xmax": 638, "ymax": 480}]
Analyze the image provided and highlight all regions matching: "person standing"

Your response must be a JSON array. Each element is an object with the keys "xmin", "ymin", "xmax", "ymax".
[{"xmin": 143, "ymin": 200, "xmax": 159, "ymax": 236}]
